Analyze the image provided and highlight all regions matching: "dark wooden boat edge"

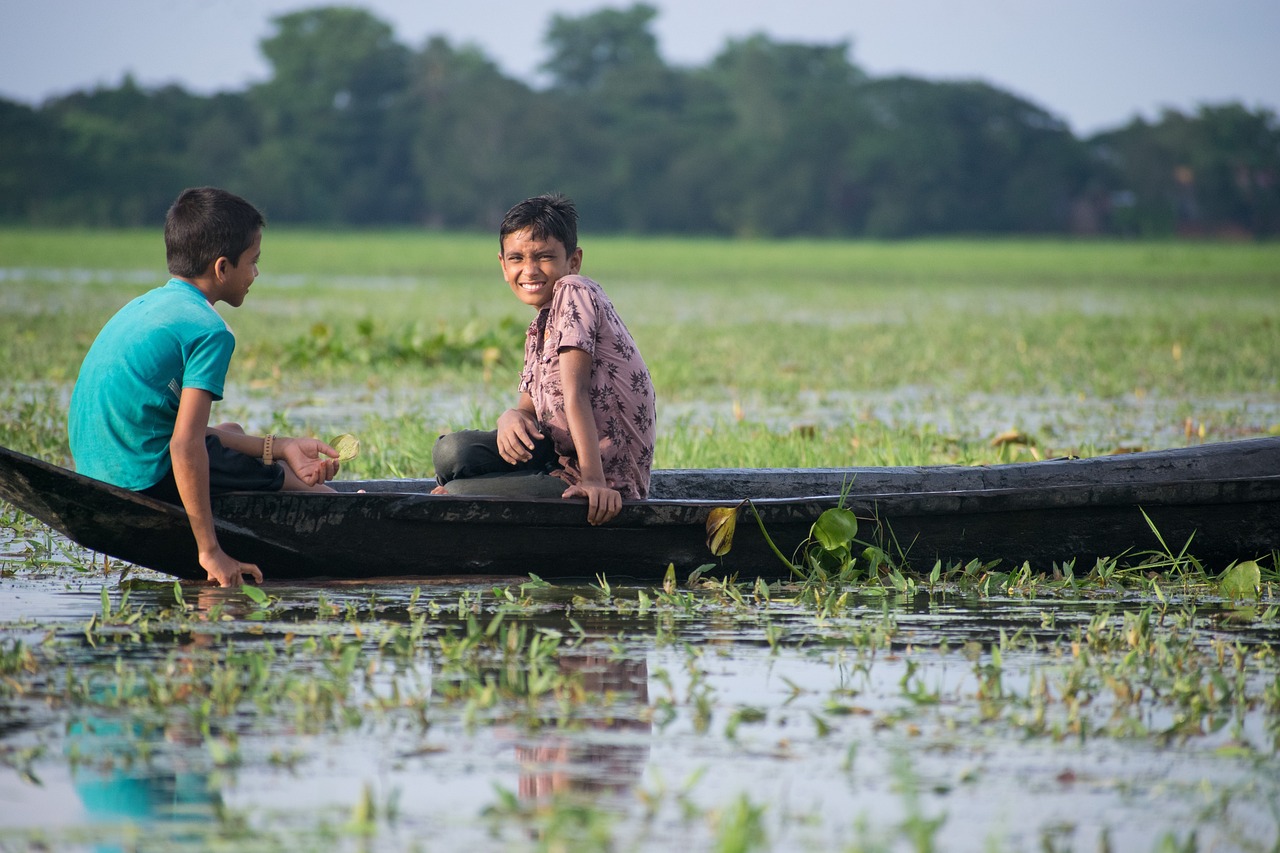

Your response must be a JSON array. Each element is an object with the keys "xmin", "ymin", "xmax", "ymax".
[{"xmin": 2, "ymin": 439, "xmax": 1278, "ymax": 582}]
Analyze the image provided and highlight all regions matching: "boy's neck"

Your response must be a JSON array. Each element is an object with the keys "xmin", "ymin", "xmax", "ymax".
[{"xmin": 172, "ymin": 274, "xmax": 219, "ymax": 306}]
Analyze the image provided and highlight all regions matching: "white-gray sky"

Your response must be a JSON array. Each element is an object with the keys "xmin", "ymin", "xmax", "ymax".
[{"xmin": 1, "ymin": 0, "xmax": 1276, "ymax": 136}]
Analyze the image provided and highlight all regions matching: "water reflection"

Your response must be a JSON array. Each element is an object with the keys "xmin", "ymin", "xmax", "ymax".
[
  {"xmin": 515, "ymin": 655, "xmax": 651, "ymax": 800},
  {"xmin": 57, "ymin": 585, "xmax": 297, "ymax": 848},
  {"xmin": 68, "ymin": 715, "xmax": 218, "ymax": 845}
]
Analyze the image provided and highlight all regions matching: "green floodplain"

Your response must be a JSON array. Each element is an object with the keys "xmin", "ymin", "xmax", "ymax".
[{"xmin": 1, "ymin": 230, "xmax": 1279, "ymax": 851}]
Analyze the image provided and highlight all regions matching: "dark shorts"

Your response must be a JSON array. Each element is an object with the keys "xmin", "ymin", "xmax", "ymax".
[
  {"xmin": 431, "ymin": 429, "xmax": 567, "ymax": 497},
  {"xmin": 140, "ymin": 435, "xmax": 285, "ymax": 503},
  {"xmin": 431, "ymin": 429, "xmax": 561, "ymax": 485}
]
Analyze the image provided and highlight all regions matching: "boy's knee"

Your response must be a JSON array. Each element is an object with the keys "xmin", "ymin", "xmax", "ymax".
[
  {"xmin": 431, "ymin": 433, "xmax": 462, "ymax": 481},
  {"xmin": 432, "ymin": 429, "xmax": 502, "ymax": 484},
  {"xmin": 432, "ymin": 431, "xmax": 480, "ymax": 483}
]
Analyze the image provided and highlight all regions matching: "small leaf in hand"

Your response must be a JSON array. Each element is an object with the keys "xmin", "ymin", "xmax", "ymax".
[
  {"xmin": 706, "ymin": 505, "xmax": 739, "ymax": 557},
  {"xmin": 330, "ymin": 433, "xmax": 361, "ymax": 462}
]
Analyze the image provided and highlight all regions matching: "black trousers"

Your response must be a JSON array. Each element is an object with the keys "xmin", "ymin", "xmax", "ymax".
[{"xmin": 431, "ymin": 429, "xmax": 567, "ymax": 497}]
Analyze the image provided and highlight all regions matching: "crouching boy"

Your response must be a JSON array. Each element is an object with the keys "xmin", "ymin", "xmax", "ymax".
[{"xmin": 68, "ymin": 186, "xmax": 339, "ymax": 586}]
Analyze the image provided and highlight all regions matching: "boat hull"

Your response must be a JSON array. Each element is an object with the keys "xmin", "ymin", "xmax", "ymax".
[{"xmin": 2, "ymin": 440, "xmax": 1278, "ymax": 582}]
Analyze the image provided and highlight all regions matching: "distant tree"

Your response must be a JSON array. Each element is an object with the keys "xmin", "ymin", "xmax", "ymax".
[
  {"xmin": 1091, "ymin": 104, "xmax": 1280, "ymax": 236},
  {"xmin": 534, "ymin": 4, "xmax": 722, "ymax": 232},
  {"xmin": 247, "ymin": 6, "xmax": 416, "ymax": 223},
  {"xmin": 846, "ymin": 77, "xmax": 1092, "ymax": 236},
  {"xmin": 408, "ymin": 36, "xmax": 566, "ymax": 229},
  {"xmin": 542, "ymin": 3, "xmax": 664, "ymax": 92},
  {"xmin": 702, "ymin": 36, "xmax": 867, "ymax": 236},
  {"xmin": 0, "ymin": 98, "xmax": 75, "ymax": 223},
  {"xmin": 574, "ymin": 63, "xmax": 731, "ymax": 233},
  {"xmin": 3, "ymin": 2, "xmax": 1274, "ymax": 238},
  {"xmin": 34, "ymin": 78, "xmax": 253, "ymax": 226}
]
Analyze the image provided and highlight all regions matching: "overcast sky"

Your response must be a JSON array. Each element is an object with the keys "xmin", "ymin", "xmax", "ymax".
[{"xmin": 1, "ymin": 0, "xmax": 1276, "ymax": 136}]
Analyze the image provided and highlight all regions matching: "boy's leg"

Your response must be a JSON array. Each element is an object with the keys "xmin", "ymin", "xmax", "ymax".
[
  {"xmin": 432, "ymin": 429, "xmax": 558, "ymax": 486},
  {"xmin": 137, "ymin": 435, "xmax": 282, "ymax": 503},
  {"xmin": 205, "ymin": 436, "xmax": 287, "ymax": 493},
  {"xmin": 207, "ymin": 428, "xmax": 333, "ymax": 492},
  {"xmin": 439, "ymin": 471, "xmax": 569, "ymax": 498}
]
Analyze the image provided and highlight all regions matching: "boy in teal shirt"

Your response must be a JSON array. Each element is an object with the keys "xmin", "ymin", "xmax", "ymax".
[{"xmin": 68, "ymin": 187, "xmax": 339, "ymax": 587}]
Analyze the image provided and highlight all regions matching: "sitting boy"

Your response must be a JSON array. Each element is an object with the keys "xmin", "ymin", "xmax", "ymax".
[
  {"xmin": 68, "ymin": 186, "xmax": 340, "ymax": 587},
  {"xmin": 432, "ymin": 193, "xmax": 656, "ymax": 525}
]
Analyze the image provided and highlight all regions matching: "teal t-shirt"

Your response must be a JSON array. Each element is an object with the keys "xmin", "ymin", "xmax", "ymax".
[{"xmin": 68, "ymin": 279, "xmax": 235, "ymax": 490}]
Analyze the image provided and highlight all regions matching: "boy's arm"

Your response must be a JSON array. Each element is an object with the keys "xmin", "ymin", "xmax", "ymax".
[
  {"xmin": 558, "ymin": 346, "xmax": 622, "ymax": 525},
  {"xmin": 496, "ymin": 393, "xmax": 544, "ymax": 465},
  {"xmin": 208, "ymin": 427, "xmax": 339, "ymax": 486},
  {"xmin": 173, "ymin": 388, "xmax": 263, "ymax": 587}
]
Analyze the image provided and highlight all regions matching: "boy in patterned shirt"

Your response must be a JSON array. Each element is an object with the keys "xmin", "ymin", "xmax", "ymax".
[{"xmin": 432, "ymin": 193, "xmax": 656, "ymax": 524}]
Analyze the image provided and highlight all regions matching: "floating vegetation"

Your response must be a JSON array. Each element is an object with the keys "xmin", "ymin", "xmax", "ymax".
[
  {"xmin": 1, "ymin": 551, "xmax": 1277, "ymax": 850},
  {"xmin": 280, "ymin": 315, "xmax": 524, "ymax": 375}
]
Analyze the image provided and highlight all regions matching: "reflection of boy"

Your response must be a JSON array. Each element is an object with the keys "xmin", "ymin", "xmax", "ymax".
[
  {"xmin": 432, "ymin": 193, "xmax": 656, "ymax": 524},
  {"xmin": 68, "ymin": 187, "xmax": 339, "ymax": 587}
]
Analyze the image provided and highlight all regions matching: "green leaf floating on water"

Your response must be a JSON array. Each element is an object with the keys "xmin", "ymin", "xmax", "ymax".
[
  {"xmin": 1218, "ymin": 560, "xmax": 1261, "ymax": 600},
  {"xmin": 812, "ymin": 507, "xmax": 858, "ymax": 552},
  {"xmin": 241, "ymin": 584, "xmax": 268, "ymax": 604},
  {"xmin": 330, "ymin": 433, "xmax": 361, "ymax": 462}
]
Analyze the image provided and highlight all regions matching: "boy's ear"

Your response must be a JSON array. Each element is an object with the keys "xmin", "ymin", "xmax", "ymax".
[
  {"xmin": 569, "ymin": 247, "xmax": 583, "ymax": 273},
  {"xmin": 212, "ymin": 256, "xmax": 229, "ymax": 280}
]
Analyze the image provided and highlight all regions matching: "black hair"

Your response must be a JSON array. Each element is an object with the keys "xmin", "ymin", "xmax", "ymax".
[
  {"xmin": 499, "ymin": 193, "xmax": 578, "ymax": 256},
  {"xmin": 164, "ymin": 187, "xmax": 266, "ymax": 278}
]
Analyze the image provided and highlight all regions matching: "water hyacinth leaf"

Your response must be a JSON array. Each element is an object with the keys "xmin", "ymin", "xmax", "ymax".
[
  {"xmin": 242, "ymin": 584, "xmax": 268, "ymax": 604},
  {"xmin": 706, "ymin": 506, "xmax": 740, "ymax": 556},
  {"xmin": 330, "ymin": 433, "xmax": 361, "ymax": 462},
  {"xmin": 812, "ymin": 508, "xmax": 858, "ymax": 551},
  {"xmin": 1219, "ymin": 560, "xmax": 1261, "ymax": 600}
]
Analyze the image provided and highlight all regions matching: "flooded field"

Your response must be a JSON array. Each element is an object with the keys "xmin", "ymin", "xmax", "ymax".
[
  {"xmin": 2, "ymin": 525, "xmax": 1278, "ymax": 851},
  {"xmin": 2, "ymin": 235, "xmax": 1278, "ymax": 850}
]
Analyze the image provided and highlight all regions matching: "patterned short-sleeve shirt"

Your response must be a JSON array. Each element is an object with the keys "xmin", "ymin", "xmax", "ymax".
[{"xmin": 519, "ymin": 275, "xmax": 656, "ymax": 498}]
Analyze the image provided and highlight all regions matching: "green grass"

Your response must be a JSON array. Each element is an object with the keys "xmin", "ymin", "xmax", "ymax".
[{"xmin": 1, "ymin": 229, "xmax": 1277, "ymax": 472}]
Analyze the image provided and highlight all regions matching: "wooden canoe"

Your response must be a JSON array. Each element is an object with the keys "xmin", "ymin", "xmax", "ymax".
[{"xmin": 1, "ymin": 439, "xmax": 1277, "ymax": 582}]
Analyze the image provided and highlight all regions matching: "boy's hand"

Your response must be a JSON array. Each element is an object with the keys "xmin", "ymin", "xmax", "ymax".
[
  {"xmin": 497, "ymin": 408, "xmax": 544, "ymax": 465},
  {"xmin": 279, "ymin": 437, "xmax": 340, "ymax": 485},
  {"xmin": 562, "ymin": 480, "xmax": 622, "ymax": 525},
  {"xmin": 201, "ymin": 547, "xmax": 263, "ymax": 587}
]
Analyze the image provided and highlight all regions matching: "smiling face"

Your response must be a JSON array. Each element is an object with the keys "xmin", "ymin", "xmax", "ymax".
[
  {"xmin": 212, "ymin": 229, "xmax": 261, "ymax": 308},
  {"xmin": 499, "ymin": 227, "xmax": 582, "ymax": 310}
]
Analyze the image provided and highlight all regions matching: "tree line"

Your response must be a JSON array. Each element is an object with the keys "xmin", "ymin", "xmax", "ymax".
[{"xmin": 3, "ymin": 4, "xmax": 1277, "ymax": 238}]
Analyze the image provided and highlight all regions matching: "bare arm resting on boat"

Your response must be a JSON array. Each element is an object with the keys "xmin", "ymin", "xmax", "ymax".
[
  {"xmin": 558, "ymin": 346, "xmax": 622, "ymax": 525},
  {"xmin": 174, "ymin": 388, "xmax": 263, "ymax": 587}
]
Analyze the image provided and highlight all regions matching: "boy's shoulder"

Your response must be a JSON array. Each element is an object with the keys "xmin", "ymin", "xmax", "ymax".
[
  {"xmin": 556, "ymin": 273, "xmax": 600, "ymax": 289},
  {"xmin": 124, "ymin": 279, "xmax": 229, "ymax": 329},
  {"xmin": 94, "ymin": 279, "xmax": 233, "ymax": 363},
  {"xmin": 553, "ymin": 274, "xmax": 612, "ymax": 303}
]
